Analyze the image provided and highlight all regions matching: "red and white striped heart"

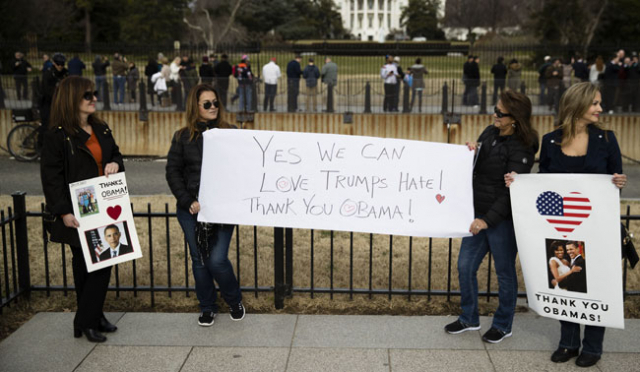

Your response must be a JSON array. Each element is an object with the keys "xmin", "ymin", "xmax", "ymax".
[{"xmin": 535, "ymin": 191, "xmax": 591, "ymax": 237}]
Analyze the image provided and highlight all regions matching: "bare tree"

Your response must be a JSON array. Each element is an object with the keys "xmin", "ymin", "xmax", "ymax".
[{"xmin": 183, "ymin": 0, "xmax": 245, "ymax": 51}]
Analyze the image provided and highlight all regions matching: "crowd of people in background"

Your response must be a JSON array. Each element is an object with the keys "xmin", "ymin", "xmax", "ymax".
[{"xmin": 5, "ymin": 49, "xmax": 640, "ymax": 114}]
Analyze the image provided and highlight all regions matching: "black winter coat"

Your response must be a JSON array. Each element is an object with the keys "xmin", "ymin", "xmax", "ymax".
[
  {"xmin": 166, "ymin": 121, "xmax": 235, "ymax": 211},
  {"xmin": 40, "ymin": 122, "xmax": 125, "ymax": 246},
  {"xmin": 473, "ymin": 125, "xmax": 538, "ymax": 227}
]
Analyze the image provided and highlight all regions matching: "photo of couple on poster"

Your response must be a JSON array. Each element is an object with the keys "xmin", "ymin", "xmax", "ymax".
[{"xmin": 547, "ymin": 239, "xmax": 587, "ymax": 293}]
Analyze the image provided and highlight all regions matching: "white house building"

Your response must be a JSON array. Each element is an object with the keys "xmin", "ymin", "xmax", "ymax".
[{"xmin": 334, "ymin": 0, "xmax": 409, "ymax": 41}]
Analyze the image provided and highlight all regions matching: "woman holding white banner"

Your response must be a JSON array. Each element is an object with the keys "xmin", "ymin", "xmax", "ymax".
[
  {"xmin": 40, "ymin": 76, "xmax": 124, "ymax": 342},
  {"xmin": 444, "ymin": 90, "xmax": 538, "ymax": 343},
  {"xmin": 506, "ymin": 82, "xmax": 627, "ymax": 367},
  {"xmin": 166, "ymin": 84, "xmax": 245, "ymax": 327}
]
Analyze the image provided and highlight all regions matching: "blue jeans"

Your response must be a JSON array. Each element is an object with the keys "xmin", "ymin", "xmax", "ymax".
[
  {"xmin": 457, "ymin": 217, "xmax": 518, "ymax": 333},
  {"xmin": 177, "ymin": 208, "xmax": 242, "ymax": 312},
  {"xmin": 559, "ymin": 321, "xmax": 605, "ymax": 356},
  {"xmin": 238, "ymin": 84, "xmax": 252, "ymax": 112},
  {"xmin": 113, "ymin": 75, "xmax": 126, "ymax": 104},
  {"xmin": 95, "ymin": 75, "xmax": 106, "ymax": 101}
]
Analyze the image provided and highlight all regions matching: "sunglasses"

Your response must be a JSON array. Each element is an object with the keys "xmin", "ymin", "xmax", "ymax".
[
  {"xmin": 83, "ymin": 91, "xmax": 99, "ymax": 101},
  {"xmin": 200, "ymin": 100, "xmax": 220, "ymax": 110},
  {"xmin": 494, "ymin": 106, "xmax": 513, "ymax": 118}
]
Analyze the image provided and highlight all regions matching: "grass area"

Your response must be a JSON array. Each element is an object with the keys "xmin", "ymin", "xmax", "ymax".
[{"xmin": 1, "ymin": 196, "xmax": 639, "ymax": 341}]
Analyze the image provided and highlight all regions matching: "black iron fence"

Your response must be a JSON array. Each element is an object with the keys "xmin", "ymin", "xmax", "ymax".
[
  {"xmin": 2, "ymin": 41, "xmax": 640, "ymax": 116},
  {"xmin": 1, "ymin": 192, "xmax": 639, "ymax": 313}
]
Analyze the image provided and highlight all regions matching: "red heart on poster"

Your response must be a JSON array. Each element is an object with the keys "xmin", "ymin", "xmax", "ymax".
[
  {"xmin": 436, "ymin": 194, "xmax": 445, "ymax": 204},
  {"xmin": 107, "ymin": 205, "xmax": 122, "ymax": 220}
]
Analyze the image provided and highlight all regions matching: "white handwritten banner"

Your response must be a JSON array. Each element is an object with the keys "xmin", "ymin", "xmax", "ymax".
[
  {"xmin": 69, "ymin": 172, "xmax": 142, "ymax": 272},
  {"xmin": 198, "ymin": 129, "xmax": 474, "ymax": 238},
  {"xmin": 510, "ymin": 174, "xmax": 624, "ymax": 329}
]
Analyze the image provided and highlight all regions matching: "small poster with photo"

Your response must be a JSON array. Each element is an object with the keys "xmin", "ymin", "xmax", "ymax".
[{"xmin": 69, "ymin": 172, "xmax": 142, "ymax": 272}]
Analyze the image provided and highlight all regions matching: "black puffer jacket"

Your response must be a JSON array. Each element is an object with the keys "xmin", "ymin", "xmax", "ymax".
[
  {"xmin": 473, "ymin": 125, "xmax": 538, "ymax": 227},
  {"xmin": 166, "ymin": 120, "xmax": 234, "ymax": 210},
  {"xmin": 40, "ymin": 122, "xmax": 124, "ymax": 246}
]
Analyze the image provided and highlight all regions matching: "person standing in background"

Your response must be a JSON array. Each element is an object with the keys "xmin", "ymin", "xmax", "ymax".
[
  {"xmin": 410, "ymin": 58, "xmax": 427, "ymax": 112},
  {"xmin": 507, "ymin": 58, "xmax": 522, "ymax": 92},
  {"xmin": 572, "ymin": 55, "xmax": 589, "ymax": 83},
  {"xmin": 302, "ymin": 58, "xmax": 320, "ymax": 112},
  {"xmin": 491, "ymin": 57, "xmax": 507, "ymax": 105},
  {"xmin": 199, "ymin": 56, "xmax": 215, "ymax": 86},
  {"xmin": 320, "ymin": 57, "xmax": 338, "ymax": 112},
  {"xmin": 538, "ymin": 56, "xmax": 552, "ymax": 107},
  {"xmin": 262, "ymin": 57, "xmax": 281, "ymax": 112},
  {"xmin": 127, "ymin": 62, "xmax": 139, "ymax": 103},
  {"xmin": 68, "ymin": 55, "xmax": 86, "ymax": 76},
  {"xmin": 92, "ymin": 55, "xmax": 109, "ymax": 102},
  {"xmin": 111, "ymin": 53, "xmax": 128, "ymax": 106},
  {"xmin": 213, "ymin": 54, "xmax": 232, "ymax": 108},
  {"xmin": 145, "ymin": 57, "xmax": 159, "ymax": 106},
  {"xmin": 287, "ymin": 55, "xmax": 302, "ymax": 112},
  {"xmin": 13, "ymin": 51, "xmax": 32, "ymax": 100}
]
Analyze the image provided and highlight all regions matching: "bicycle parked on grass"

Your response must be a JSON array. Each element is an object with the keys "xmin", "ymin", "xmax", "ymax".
[{"xmin": 6, "ymin": 109, "xmax": 42, "ymax": 162}]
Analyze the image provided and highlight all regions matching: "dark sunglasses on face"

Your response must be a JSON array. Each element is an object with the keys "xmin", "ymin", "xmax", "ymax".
[
  {"xmin": 83, "ymin": 91, "xmax": 99, "ymax": 101},
  {"xmin": 200, "ymin": 100, "xmax": 220, "ymax": 110},
  {"xmin": 494, "ymin": 106, "xmax": 513, "ymax": 118}
]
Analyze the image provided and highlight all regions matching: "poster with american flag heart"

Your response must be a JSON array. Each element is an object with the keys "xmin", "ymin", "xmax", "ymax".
[{"xmin": 510, "ymin": 174, "xmax": 624, "ymax": 329}]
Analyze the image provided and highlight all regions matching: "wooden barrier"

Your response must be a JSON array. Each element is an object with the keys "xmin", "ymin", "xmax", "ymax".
[{"xmin": 1, "ymin": 110, "xmax": 638, "ymax": 162}]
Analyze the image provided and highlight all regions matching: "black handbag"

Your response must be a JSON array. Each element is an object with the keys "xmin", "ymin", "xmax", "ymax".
[{"xmin": 621, "ymin": 223, "xmax": 638, "ymax": 269}]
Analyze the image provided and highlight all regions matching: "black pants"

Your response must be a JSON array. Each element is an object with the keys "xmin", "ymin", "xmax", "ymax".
[
  {"xmin": 71, "ymin": 245, "xmax": 112, "ymax": 329},
  {"xmin": 14, "ymin": 76, "xmax": 29, "ymax": 100},
  {"xmin": 287, "ymin": 79, "xmax": 299, "ymax": 112},
  {"xmin": 264, "ymin": 83, "xmax": 277, "ymax": 111},
  {"xmin": 602, "ymin": 82, "xmax": 617, "ymax": 112},
  {"xmin": 383, "ymin": 83, "xmax": 396, "ymax": 111}
]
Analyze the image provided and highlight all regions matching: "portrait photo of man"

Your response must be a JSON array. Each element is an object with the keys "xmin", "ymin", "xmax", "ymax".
[{"xmin": 98, "ymin": 223, "xmax": 133, "ymax": 261}]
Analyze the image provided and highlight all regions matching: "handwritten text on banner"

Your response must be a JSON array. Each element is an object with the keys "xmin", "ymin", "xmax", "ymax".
[{"xmin": 198, "ymin": 130, "xmax": 474, "ymax": 238}]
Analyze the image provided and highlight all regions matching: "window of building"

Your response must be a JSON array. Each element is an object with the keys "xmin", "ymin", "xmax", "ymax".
[
  {"xmin": 368, "ymin": 14, "xmax": 373, "ymax": 27},
  {"xmin": 350, "ymin": 14, "xmax": 354, "ymax": 28},
  {"xmin": 368, "ymin": 0, "xmax": 373, "ymax": 10},
  {"xmin": 358, "ymin": 14, "xmax": 363, "ymax": 28},
  {"xmin": 378, "ymin": 14, "xmax": 383, "ymax": 28},
  {"xmin": 358, "ymin": 0, "xmax": 363, "ymax": 11},
  {"xmin": 350, "ymin": 0, "xmax": 354, "ymax": 11},
  {"xmin": 379, "ymin": 0, "xmax": 384, "ymax": 10}
]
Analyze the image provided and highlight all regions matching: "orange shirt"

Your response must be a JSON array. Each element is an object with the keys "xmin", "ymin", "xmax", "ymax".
[{"xmin": 85, "ymin": 131, "xmax": 103, "ymax": 176}]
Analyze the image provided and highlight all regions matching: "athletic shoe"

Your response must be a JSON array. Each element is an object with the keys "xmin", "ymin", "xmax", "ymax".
[
  {"xmin": 198, "ymin": 311, "xmax": 216, "ymax": 327},
  {"xmin": 444, "ymin": 319, "xmax": 481, "ymax": 334},
  {"xmin": 230, "ymin": 301, "xmax": 245, "ymax": 321},
  {"xmin": 482, "ymin": 327, "xmax": 512, "ymax": 343}
]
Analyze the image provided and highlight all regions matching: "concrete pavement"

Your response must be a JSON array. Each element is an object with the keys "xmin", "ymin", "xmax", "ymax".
[{"xmin": 1, "ymin": 312, "xmax": 639, "ymax": 372}]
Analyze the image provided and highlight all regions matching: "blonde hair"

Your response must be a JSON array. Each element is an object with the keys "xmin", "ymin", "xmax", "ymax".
[{"xmin": 556, "ymin": 82, "xmax": 605, "ymax": 144}]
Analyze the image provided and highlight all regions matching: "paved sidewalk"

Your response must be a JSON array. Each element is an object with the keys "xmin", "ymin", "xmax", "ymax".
[{"xmin": 1, "ymin": 312, "xmax": 639, "ymax": 372}]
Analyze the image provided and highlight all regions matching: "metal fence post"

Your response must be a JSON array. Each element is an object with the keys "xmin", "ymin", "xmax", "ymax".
[
  {"xmin": 480, "ymin": 82, "xmax": 487, "ymax": 114},
  {"xmin": 364, "ymin": 82, "xmax": 371, "ymax": 113},
  {"xmin": 274, "ymin": 227, "xmax": 285, "ymax": 309},
  {"xmin": 402, "ymin": 81, "xmax": 410, "ymax": 113},
  {"xmin": 441, "ymin": 82, "xmax": 448, "ymax": 114},
  {"xmin": 0, "ymin": 78, "xmax": 5, "ymax": 109},
  {"xmin": 138, "ymin": 81, "xmax": 148, "ymax": 121},
  {"xmin": 285, "ymin": 228, "xmax": 293, "ymax": 296},
  {"xmin": 175, "ymin": 83, "xmax": 184, "ymax": 112},
  {"xmin": 102, "ymin": 82, "xmax": 111, "ymax": 111},
  {"xmin": 12, "ymin": 192, "xmax": 31, "ymax": 299}
]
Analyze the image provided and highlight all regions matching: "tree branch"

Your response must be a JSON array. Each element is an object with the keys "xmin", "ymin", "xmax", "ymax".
[
  {"xmin": 215, "ymin": 0, "xmax": 244, "ymax": 48},
  {"xmin": 183, "ymin": 16, "xmax": 209, "ymax": 46}
]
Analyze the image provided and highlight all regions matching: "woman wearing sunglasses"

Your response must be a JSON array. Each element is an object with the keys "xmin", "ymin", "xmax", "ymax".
[
  {"xmin": 444, "ymin": 90, "xmax": 538, "ymax": 343},
  {"xmin": 506, "ymin": 82, "xmax": 626, "ymax": 368},
  {"xmin": 166, "ymin": 84, "xmax": 244, "ymax": 327},
  {"xmin": 40, "ymin": 76, "xmax": 124, "ymax": 342}
]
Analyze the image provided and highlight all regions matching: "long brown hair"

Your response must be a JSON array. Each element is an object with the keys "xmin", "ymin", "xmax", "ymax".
[
  {"xmin": 182, "ymin": 83, "xmax": 230, "ymax": 141},
  {"xmin": 499, "ymin": 90, "xmax": 538, "ymax": 148},
  {"xmin": 49, "ymin": 76, "xmax": 103, "ymax": 131},
  {"xmin": 556, "ymin": 82, "xmax": 605, "ymax": 144}
]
